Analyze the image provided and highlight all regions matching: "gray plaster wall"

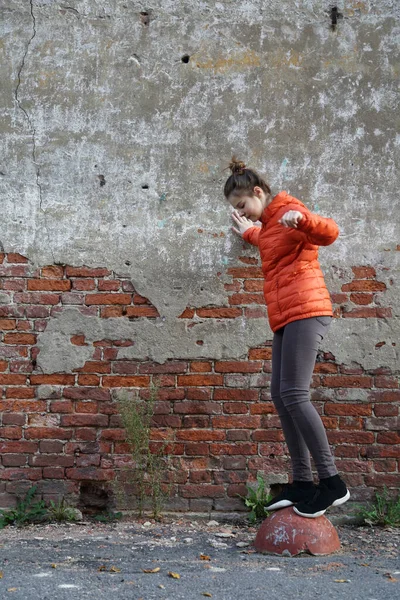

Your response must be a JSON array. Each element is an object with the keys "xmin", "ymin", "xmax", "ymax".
[{"xmin": 1, "ymin": 0, "xmax": 399, "ymax": 369}]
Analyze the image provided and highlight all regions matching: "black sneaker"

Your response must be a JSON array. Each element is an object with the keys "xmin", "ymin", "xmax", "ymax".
[
  {"xmin": 265, "ymin": 481, "xmax": 316, "ymax": 512},
  {"xmin": 293, "ymin": 475, "xmax": 350, "ymax": 518}
]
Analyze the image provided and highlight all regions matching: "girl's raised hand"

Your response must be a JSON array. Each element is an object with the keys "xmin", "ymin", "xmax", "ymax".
[
  {"xmin": 279, "ymin": 210, "xmax": 304, "ymax": 229},
  {"xmin": 231, "ymin": 210, "xmax": 255, "ymax": 237}
]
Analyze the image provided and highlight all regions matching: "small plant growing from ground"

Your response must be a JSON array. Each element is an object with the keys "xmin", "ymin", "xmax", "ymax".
[
  {"xmin": 93, "ymin": 510, "xmax": 123, "ymax": 523},
  {"xmin": 356, "ymin": 486, "xmax": 400, "ymax": 527},
  {"xmin": 47, "ymin": 497, "xmax": 79, "ymax": 523},
  {"xmin": 238, "ymin": 473, "xmax": 274, "ymax": 524},
  {"xmin": 0, "ymin": 486, "xmax": 48, "ymax": 528},
  {"xmin": 114, "ymin": 384, "xmax": 172, "ymax": 520}
]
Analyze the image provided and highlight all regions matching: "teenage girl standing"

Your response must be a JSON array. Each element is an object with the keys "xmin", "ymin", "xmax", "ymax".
[{"xmin": 224, "ymin": 157, "xmax": 350, "ymax": 518}]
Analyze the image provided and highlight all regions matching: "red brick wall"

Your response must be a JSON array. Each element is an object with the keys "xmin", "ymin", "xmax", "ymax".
[{"xmin": 0, "ymin": 252, "xmax": 398, "ymax": 511}]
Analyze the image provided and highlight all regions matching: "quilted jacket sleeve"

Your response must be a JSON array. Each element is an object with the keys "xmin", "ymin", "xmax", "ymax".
[
  {"xmin": 242, "ymin": 226, "xmax": 261, "ymax": 246},
  {"xmin": 296, "ymin": 209, "xmax": 339, "ymax": 246}
]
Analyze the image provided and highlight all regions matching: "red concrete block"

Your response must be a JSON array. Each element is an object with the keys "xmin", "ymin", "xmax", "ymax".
[{"xmin": 254, "ymin": 507, "xmax": 341, "ymax": 556}]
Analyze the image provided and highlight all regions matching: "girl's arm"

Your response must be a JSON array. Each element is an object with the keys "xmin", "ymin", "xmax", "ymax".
[
  {"xmin": 280, "ymin": 207, "xmax": 339, "ymax": 246},
  {"xmin": 242, "ymin": 226, "xmax": 261, "ymax": 247}
]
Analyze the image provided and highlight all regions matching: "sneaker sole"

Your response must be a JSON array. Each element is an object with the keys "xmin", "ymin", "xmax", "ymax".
[
  {"xmin": 293, "ymin": 490, "xmax": 351, "ymax": 519},
  {"xmin": 265, "ymin": 499, "xmax": 294, "ymax": 511}
]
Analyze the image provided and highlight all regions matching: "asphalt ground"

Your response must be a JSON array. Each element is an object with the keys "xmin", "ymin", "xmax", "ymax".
[{"xmin": 0, "ymin": 517, "xmax": 399, "ymax": 600}]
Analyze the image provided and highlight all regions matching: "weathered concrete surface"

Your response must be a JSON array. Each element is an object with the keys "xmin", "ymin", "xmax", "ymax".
[{"xmin": 1, "ymin": 0, "xmax": 399, "ymax": 365}]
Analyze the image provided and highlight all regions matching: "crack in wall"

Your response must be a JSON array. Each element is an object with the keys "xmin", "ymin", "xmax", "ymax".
[{"xmin": 14, "ymin": 0, "xmax": 55, "ymax": 263}]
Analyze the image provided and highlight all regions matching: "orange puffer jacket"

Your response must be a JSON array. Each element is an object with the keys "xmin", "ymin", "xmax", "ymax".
[{"xmin": 242, "ymin": 191, "xmax": 339, "ymax": 332}]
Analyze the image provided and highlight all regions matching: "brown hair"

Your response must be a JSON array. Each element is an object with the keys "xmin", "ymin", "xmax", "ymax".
[{"xmin": 223, "ymin": 155, "xmax": 271, "ymax": 199}]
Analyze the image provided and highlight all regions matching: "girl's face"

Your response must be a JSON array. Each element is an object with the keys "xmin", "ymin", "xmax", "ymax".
[{"xmin": 228, "ymin": 187, "xmax": 269, "ymax": 222}]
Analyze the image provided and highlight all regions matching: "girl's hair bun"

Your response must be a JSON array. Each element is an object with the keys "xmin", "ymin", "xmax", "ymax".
[{"xmin": 229, "ymin": 156, "xmax": 246, "ymax": 176}]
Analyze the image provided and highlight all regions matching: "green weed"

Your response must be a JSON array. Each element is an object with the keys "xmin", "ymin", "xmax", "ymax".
[
  {"xmin": 238, "ymin": 473, "xmax": 273, "ymax": 524},
  {"xmin": 356, "ymin": 486, "xmax": 400, "ymax": 527}
]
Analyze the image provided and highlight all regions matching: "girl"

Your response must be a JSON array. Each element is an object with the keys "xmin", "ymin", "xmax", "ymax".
[{"xmin": 224, "ymin": 157, "xmax": 350, "ymax": 518}]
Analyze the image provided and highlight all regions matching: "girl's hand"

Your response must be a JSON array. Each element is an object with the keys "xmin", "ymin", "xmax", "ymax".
[
  {"xmin": 279, "ymin": 210, "xmax": 304, "ymax": 229},
  {"xmin": 231, "ymin": 210, "xmax": 255, "ymax": 237}
]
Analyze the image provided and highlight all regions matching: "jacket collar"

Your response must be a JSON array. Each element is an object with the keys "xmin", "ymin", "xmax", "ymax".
[{"xmin": 260, "ymin": 191, "xmax": 304, "ymax": 223}]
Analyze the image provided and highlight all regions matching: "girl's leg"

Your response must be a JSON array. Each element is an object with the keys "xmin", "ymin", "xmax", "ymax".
[
  {"xmin": 279, "ymin": 317, "xmax": 338, "ymax": 479},
  {"xmin": 270, "ymin": 328, "xmax": 313, "ymax": 482}
]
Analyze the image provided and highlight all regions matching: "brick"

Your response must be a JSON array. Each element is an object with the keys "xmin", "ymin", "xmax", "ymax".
[
  {"xmin": 3, "ymin": 333, "xmax": 36, "ymax": 345},
  {"xmin": 0, "ymin": 400, "xmax": 47, "ymax": 412},
  {"xmin": 183, "ymin": 416, "xmax": 210, "ymax": 428},
  {"xmin": 243, "ymin": 280, "xmax": 264, "ymax": 291},
  {"xmin": 177, "ymin": 374, "xmax": 223, "ymax": 386},
  {"xmin": 6, "ymin": 387, "xmax": 35, "ymax": 398},
  {"xmin": 341, "ymin": 280, "xmax": 386, "ymax": 292},
  {"xmin": 98, "ymin": 280, "xmax": 120, "ymax": 291},
  {"xmin": 314, "ymin": 362, "xmax": 338, "ymax": 373},
  {"xmin": 25, "ymin": 306, "xmax": 50, "ymax": 318},
  {"xmin": 368, "ymin": 390, "xmax": 400, "ymax": 403},
  {"xmin": 224, "ymin": 281, "xmax": 241, "ymax": 292},
  {"xmin": 85, "ymin": 293, "xmax": 131, "ymax": 305},
  {"xmin": 60, "ymin": 414, "xmax": 109, "ymax": 427},
  {"xmin": 374, "ymin": 376, "xmax": 399, "ymax": 389},
  {"xmin": 325, "ymin": 403, "xmax": 372, "ymax": 416},
  {"xmin": 77, "ymin": 375, "xmax": 100, "ymax": 387},
  {"xmin": 351, "ymin": 266, "xmax": 376, "ymax": 279},
  {"xmin": 14, "ymin": 292, "xmax": 60, "ymax": 305},
  {"xmin": 250, "ymin": 402, "xmax": 275, "ymax": 414},
  {"xmin": 72, "ymin": 279, "xmax": 96, "ymax": 291},
  {"xmin": 27, "ymin": 280, "xmax": 71, "ymax": 291},
  {"xmin": 180, "ymin": 484, "xmax": 225, "ymax": 498},
  {"xmin": 322, "ymin": 375, "xmax": 373, "ymax": 388},
  {"xmin": 2, "ymin": 455, "xmax": 28, "ymax": 466},
  {"xmin": 125, "ymin": 306, "xmax": 160, "ymax": 317},
  {"xmin": 102, "ymin": 375, "xmax": 150, "ymax": 387},
  {"xmin": 196, "ymin": 307, "xmax": 242, "ymax": 318},
  {"xmin": 0, "ymin": 426, "xmax": 22, "ymax": 439},
  {"xmin": 366, "ymin": 417, "xmax": 400, "ymax": 431},
  {"xmin": 249, "ymin": 347, "xmax": 272, "ymax": 360},
  {"xmin": 178, "ymin": 308, "xmax": 195, "ymax": 318},
  {"xmin": 376, "ymin": 432, "xmax": 400, "ymax": 444},
  {"xmin": 210, "ymin": 443, "xmax": 257, "ymax": 455},
  {"xmin": 364, "ymin": 474, "xmax": 400, "ymax": 487},
  {"xmin": 41, "ymin": 265, "xmax": 64, "ymax": 278},
  {"xmin": 228, "ymin": 293, "xmax": 264, "ymax": 305},
  {"xmin": 65, "ymin": 467, "xmax": 114, "ymax": 481},
  {"xmin": 327, "ymin": 431, "xmax": 375, "ymax": 444},
  {"xmin": 176, "ymin": 430, "xmax": 225, "ymax": 441},
  {"xmin": 0, "ymin": 319, "xmax": 17, "ymax": 330},
  {"xmin": 330, "ymin": 293, "xmax": 348, "ymax": 304},
  {"xmin": 30, "ymin": 374, "xmax": 76, "ymax": 385},
  {"xmin": 139, "ymin": 361, "xmax": 187, "ymax": 374},
  {"xmin": 212, "ymin": 416, "xmax": 260, "ymax": 429},
  {"xmin": 214, "ymin": 388, "xmax": 258, "ymax": 401},
  {"xmin": 174, "ymin": 401, "xmax": 222, "ymax": 415},
  {"xmin": 215, "ymin": 361, "xmax": 262, "ymax": 373},
  {"xmin": 190, "ymin": 361, "xmax": 212, "ymax": 373},
  {"xmin": 223, "ymin": 402, "xmax": 249, "ymax": 414},
  {"xmin": 2, "ymin": 414, "xmax": 26, "ymax": 425},
  {"xmin": 226, "ymin": 430, "xmax": 250, "ymax": 441},
  {"xmin": 0, "ymin": 441, "xmax": 38, "ymax": 453},
  {"xmin": 25, "ymin": 427, "xmax": 73, "ymax": 440},
  {"xmin": 374, "ymin": 404, "xmax": 398, "ymax": 416},
  {"xmin": 66, "ymin": 266, "xmax": 111, "ymax": 277},
  {"xmin": 0, "ymin": 374, "xmax": 27, "ymax": 385},
  {"xmin": 185, "ymin": 388, "xmax": 212, "ymax": 400},
  {"xmin": 2, "ymin": 280, "xmax": 26, "ymax": 291},
  {"xmin": 189, "ymin": 471, "xmax": 212, "ymax": 483},
  {"xmin": 7, "ymin": 253, "xmax": 28, "ymax": 263},
  {"xmin": 78, "ymin": 361, "xmax": 111, "ymax": 374},
  {"xmin": 75, "ymin": 400, "xmax": 98, "ymax": 414},
  {"xmin": 350, "ymin": 293, "xmax": 374, "ymax": 305},
  {"xmin": 227, "ymin": 267, "xmax": 263, "ymax": 278}
]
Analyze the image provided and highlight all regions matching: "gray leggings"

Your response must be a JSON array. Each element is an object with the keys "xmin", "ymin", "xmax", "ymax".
[{"xmin": 271, "ymin": 316, "xmax": 338, "ymax": 481}]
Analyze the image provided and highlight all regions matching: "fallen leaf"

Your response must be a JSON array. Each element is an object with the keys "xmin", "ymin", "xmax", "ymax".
[
  {"xmin": 334, "ymin": 579, "xmax": 350, "ymax": 583},
  {"xmin": 51, "ymin": 563, "xmax": 57, "ymax": 569},
  {"xmin": 98, "ymin": 565, "xmax": 107, "ymax": 572},
  {"xmin": 158, "ymin": 584, "xmax": 165, "ymax": 589},
  {"xmin": 360, "ymin": 563, "xmax": 369, "ymax": 567},
  {"xmin": 110, "ymin": 566, "xmax": 121, "ymax": 573},
  {"xmin": 168, "ymin": 571, "xmax": 181, "ymax": 579},
  {"xmin": 142, "ymin": 567, "xmax": 160, "ymax": 574},
  {"xmin": 202, "ymin": 593, "xmax": 212, "ymax": 597},
  {"xmin": 384, "ymin": 573, "xmax": 397, "ymax": 582},
  {"xmin": 200, "ymin": 554, "xmax": 211, "ymax": 561},
  {"xmin": 0, "ymin": 572, "xmax": 3, "ymax": 579},
  {"xmin": 7, "ymin": 589, "xmax": 17, "ymax": 593}
]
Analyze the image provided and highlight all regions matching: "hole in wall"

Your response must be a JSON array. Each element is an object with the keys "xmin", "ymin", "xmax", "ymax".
[
  {"xmin": 142, "ymin": 184, "xmax": 149, "ymax": 189},
  {"xmin": 140, "ymin": 11, "xmax": 150, "ymax": 26},
  {"xmin": 329, "ymin": 5, "xmax": 343, "ymax": 31},
  {"xmin": 181, "ymin": 54, "xmax": 190, "ymax": 63},
  {"xmin": 78, "ymin": 482, "xmax": 115, "ymax": 516}
]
